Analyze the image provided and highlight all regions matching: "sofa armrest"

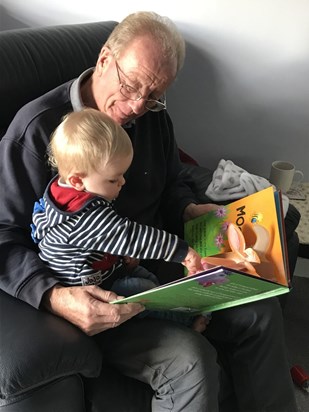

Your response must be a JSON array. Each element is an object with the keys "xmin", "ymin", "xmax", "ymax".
[{"xmin": 0, "ymin": 289, "xmax": 102, "ymax": 399}]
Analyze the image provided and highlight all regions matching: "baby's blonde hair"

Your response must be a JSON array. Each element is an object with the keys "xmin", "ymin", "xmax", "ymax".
[{"xmin": 49, "ymin": 109, "xmax": 133, "ymax": 180}]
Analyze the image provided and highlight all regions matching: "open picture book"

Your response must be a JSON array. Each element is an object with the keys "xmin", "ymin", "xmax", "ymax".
[{"xmin": 112, "ymin": 187, "xmax": 291, "ymax": 314}]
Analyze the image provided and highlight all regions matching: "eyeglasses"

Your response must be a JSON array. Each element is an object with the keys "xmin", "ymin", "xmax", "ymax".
[{"xmin": 114, "ymin": 60, "xmax": 166, "ymax": 112}]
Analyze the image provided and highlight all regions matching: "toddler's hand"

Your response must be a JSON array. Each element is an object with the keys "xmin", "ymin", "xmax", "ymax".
[
  {"xmin": 182, "ymin": 247, "xmax": 204, "ymax": 275},
  {"xmin": 123, "ymin": 256, "xmax": 140, "ymax": 270}
]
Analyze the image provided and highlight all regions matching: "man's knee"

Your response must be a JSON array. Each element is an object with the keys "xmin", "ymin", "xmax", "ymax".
[
  {"xmin": 206, "ymin": 298, "xmax": 283, "ymax": 342},
  {"xmin": 161, "ymin": 323, "xmax": 218, "ymax": 378}
]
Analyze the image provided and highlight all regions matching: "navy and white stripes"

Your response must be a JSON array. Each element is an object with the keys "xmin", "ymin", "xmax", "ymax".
[{"xmin": 32, "ymin": 194, "xmax": 186, "ymax": 286}]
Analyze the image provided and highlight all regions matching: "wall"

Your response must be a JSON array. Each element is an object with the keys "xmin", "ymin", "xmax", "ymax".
[{"xmin": 1, "ymin": 0, "xmax": 308, "ymax": 179}]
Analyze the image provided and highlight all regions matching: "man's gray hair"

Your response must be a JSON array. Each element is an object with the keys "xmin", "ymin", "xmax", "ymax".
[{"xmin": 105, "ymin": 11, "xmax": 186, "ymax": 72}]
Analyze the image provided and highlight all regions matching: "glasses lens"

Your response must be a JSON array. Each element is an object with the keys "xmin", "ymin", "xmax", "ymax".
[
  {"xmin": 145, "ymin": 96, "xmax": 166, "ymax": 112},
  {"xmin": 120, "ymin": 84, "xmax": 140, "ymax": 100}
]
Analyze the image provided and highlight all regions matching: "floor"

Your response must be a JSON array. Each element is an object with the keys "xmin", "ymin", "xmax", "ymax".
[{"xmin": 286, "ymin": 256, "xmax": 309, "ymax": 411}]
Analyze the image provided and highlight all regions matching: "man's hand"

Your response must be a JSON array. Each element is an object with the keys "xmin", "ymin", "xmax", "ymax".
[
  {"xmin": 42, "ymin": 285, "xmax": 145, "ymax": 336},
  {"xmin": 183, "ymin": 203, "xmax": 219, "ymax": 222}
]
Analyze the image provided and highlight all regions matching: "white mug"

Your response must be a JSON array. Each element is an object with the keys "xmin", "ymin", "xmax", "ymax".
[{"xmin": 269, "ymin": 160, "xmax": 304, "ymax": 193}]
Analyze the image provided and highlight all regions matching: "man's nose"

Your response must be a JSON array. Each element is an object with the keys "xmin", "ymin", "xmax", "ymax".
[{"xmin": 128, "ymin": 99, "xmax": 146, "ymax": 114}]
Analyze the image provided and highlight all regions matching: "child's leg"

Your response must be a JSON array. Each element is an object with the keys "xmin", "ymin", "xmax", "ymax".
[
  {"xmin": 111, "ymin": 276, "xmax": 157, "ymax": 296},
  {"xmin": 111, "ymin": 265, "xmax": 159, "ymax": 296},
  {"xmin": 129, "ymin": 266, "xmax": 160, "ymax": 286}
]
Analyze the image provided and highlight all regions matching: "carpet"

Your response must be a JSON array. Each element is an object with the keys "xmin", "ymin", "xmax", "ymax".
[{"xmin": 283, "ymin": 276, "xmax": 309, "ymax": 411}]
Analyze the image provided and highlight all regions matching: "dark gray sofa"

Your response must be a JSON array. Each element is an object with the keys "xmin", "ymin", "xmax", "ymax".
[
  {"xmin": 0, "ymin": 21, "xmax": 152, "ymax": 412},
  {"xmin": 0, "ymin": 21, "xmax": 300, "ymax": 411}
]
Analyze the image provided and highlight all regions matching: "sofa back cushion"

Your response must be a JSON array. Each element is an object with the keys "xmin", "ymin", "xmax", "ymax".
[{"xmin": 0, "ymin": 21, "xmax": 117, "ymax": 137}]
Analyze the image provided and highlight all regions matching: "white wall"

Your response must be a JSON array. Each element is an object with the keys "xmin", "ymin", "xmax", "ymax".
[{"xmin": 2, "ymin": 0, "xmax": 308, "ymax": 179}]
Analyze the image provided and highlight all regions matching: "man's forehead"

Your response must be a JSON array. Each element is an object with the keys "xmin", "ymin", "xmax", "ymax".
[
  {"xmin": 119, "ymin": 36, "xmax": 175, "ymax": 83},
  {"xmin": 119, "ymin": 56, "xmax": 174, "ymax": 91},
  {"xmin": 118, "ymin": 62, "xmax": 158, "ymax": 89}
]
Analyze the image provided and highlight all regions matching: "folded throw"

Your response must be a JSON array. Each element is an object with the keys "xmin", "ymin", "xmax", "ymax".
[{"xmin": 206, "ymin": 159, "xmax": 289, "ymax": 216}]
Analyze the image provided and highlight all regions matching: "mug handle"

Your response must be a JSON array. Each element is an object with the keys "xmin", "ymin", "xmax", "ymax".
[{"xmin": 291, "ymin": 170, "xmax": 304, "ymax": 189}]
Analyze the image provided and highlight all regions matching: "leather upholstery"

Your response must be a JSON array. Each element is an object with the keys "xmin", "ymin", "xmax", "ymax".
[
  {"xmin": 0, "ymin": 21, "xmax": 117, "ymax": 136},
  {"xmin": 0, "ymin": 290, "xmax": 101, "ymax": 399}
]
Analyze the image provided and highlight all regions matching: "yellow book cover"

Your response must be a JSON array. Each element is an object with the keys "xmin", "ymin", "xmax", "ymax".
[{"xmin": 184, "ymin": 186, "xmax": 289, "ymax": 287}]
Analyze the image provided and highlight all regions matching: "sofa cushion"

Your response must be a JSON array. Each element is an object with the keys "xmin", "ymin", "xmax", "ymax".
[
  {"xmin": 0, "ymin": 290, "xmax": 102, "ymax": 399},
  {"xmin": 0, "ymin": 376, "xmax": 86, "ymax": 412}
]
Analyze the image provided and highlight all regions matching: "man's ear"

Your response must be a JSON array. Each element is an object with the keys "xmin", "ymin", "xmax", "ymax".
[
  {"xmin": 67, "ymin": 174, "xmax": 85, "ymax": 191},
  {"xmin": 97, "ymin": 46, "xmax": 112, "ymax": 74}
]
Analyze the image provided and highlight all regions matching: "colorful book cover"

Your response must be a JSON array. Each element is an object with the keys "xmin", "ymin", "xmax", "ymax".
[
  {"xmin": 112, "ymin": 187, "xmax": 290, "ymax": 314},
  {"xmin": 184, "ymin": 186, "xmax": 290, "ymax": 286}
]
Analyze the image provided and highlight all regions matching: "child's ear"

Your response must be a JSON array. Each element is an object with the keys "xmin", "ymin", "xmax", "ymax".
[{"xmin": 67, "ymin": 174, "xmax": 85, "ymax": 191}]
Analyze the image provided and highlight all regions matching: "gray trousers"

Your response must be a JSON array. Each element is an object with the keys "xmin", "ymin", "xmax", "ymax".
[
  {"xmin": 94, "ymin": 297, "xmax": 297, "ymax": 412},
  {"xmin": 205, "ymin": 297, "xmax": 297, "ymax": 412}
]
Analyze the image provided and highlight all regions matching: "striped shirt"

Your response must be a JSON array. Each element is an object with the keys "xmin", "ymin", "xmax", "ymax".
[{"xmin": 31, "ymin": 177, "xmax": 188, "ymax": 286}]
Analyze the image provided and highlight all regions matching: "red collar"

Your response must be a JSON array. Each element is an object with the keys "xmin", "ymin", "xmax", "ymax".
[{"xmin": 50, "ymin": 179, "xmax": 94, "ymax": 212}]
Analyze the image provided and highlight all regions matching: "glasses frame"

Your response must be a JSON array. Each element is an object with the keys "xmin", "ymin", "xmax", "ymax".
[{"xmin": 114, "ymin": 60, "xmax": 166, "ymax": 112}]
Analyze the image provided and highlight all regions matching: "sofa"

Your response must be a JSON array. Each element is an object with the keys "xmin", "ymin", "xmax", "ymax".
[{"xmin": 0, "ymin": 21, "xmax": 300, "ymax": 411}]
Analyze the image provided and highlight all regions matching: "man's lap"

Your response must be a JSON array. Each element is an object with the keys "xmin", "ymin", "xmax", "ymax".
[
  {"xmin": 94, "ymin": 317, "xmax": 220, "ymax": 411},
  {"xmin": 93, "ymin": 298, "xmax": 296, "ymax": 411},
  {"xmin": 95, "ymin": 317, "xmax": 217, "ymax": 372}
]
